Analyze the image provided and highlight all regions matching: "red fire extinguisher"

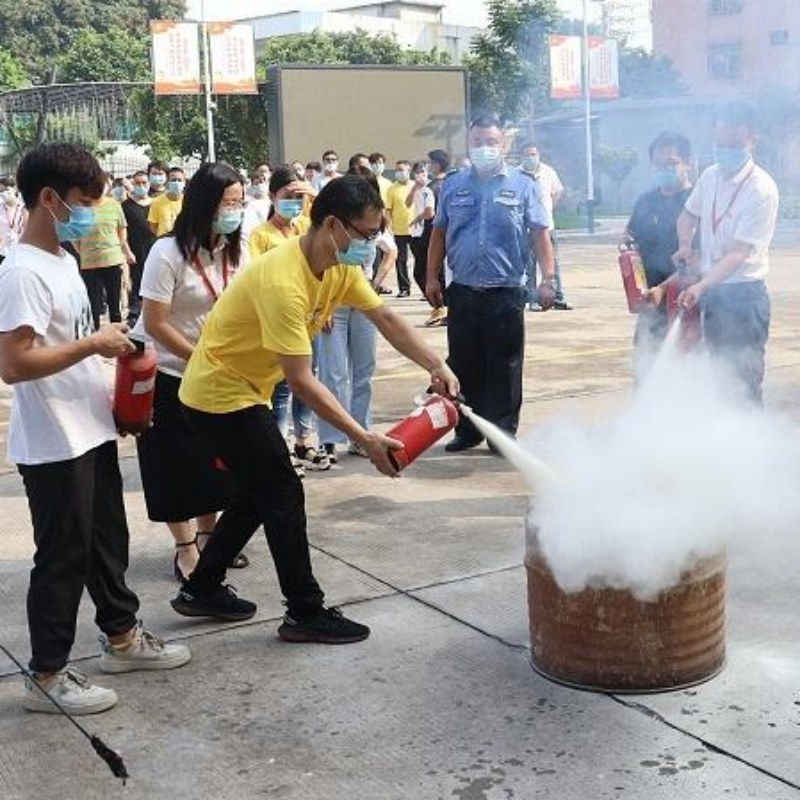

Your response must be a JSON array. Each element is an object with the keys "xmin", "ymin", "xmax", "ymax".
[
  {"xmin": 665, "ymin": 262, "xmax": 702, "ymax": 351},
  {"xmin": 113, "ymin": 340, "xmax": 157, "ymax": 435},
  {"xmin": 618, "ymin": 243, "xmax": 649, "ymax": 313},
  {"xmin": 385, "ymin": 394, "xmax": 459, "ymax": 471}
]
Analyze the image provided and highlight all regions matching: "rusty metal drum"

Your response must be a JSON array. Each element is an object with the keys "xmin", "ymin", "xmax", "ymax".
[{"xmin": 526, "ymin": 547, "xmax": 726, "ymax": 693}]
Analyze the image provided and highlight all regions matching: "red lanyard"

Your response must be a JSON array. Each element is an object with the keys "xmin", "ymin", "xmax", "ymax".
[
  {"xmin": 712, "ymin": 165, "xmax": 754, "ymax": 234},
  {"xmin": 191, "ymin": 250, "xmax": 229, "ymax": 303}
]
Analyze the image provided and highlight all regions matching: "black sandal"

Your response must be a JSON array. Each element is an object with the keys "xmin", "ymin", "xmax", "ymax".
[
  {"xmin": 174, "ymin": 537, "xmax": 199, "ymax": 582},
  {"xmin": 196, "ymin": 531, "xmax": 250, "ymax": 569}
]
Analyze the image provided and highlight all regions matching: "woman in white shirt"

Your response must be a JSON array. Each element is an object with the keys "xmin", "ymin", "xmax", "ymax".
[
  {"xmin": 132, "ymin": 162, "xmax": 249, "ymax": 580},
  {"xmin": 406, "ymin": 162, "xmax": 442, "ymax": 325}
]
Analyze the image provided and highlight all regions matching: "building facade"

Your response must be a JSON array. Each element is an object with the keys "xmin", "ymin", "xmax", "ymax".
[{"xmin": 652, "ymin": 0, "xmax": 800, "ymax": 98}]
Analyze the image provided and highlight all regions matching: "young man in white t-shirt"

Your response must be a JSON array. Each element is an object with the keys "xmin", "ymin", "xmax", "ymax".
[{"xmin": 0, "ymin": 143, "xmax": 190, "ymax": 716}]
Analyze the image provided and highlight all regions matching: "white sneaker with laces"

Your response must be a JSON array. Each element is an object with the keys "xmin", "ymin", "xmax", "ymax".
[
  {"xmin": 99, "ymin": 623, "xmax": 191, "ymax": 674},
  {"xmin": 23, "ymin": 667, "xmax": 118, "ymax": 715},
  {"xmin": 347, "ymin": 442, "xmax": 369, "ymax": 458}
]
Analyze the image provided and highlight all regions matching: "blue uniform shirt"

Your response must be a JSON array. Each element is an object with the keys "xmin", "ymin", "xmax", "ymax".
[{"xmin": 433, "ymin": 164, "xmax": 551, "ymax": 289}]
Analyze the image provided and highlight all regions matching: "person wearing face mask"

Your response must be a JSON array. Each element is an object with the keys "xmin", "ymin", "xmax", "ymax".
[
  {"xmin": 131, "ymin": 161, "xmax": 250, "ymax": 583},
  {"xmin": 147, "ymin": 161, "xmax": 169, "ymax": 198},
  {"xmin": 242, "ymin": 170, "xmax": 272, "ymax": 240},
  {"xmin": 305, "ymin": 161, "xmax": 322, "ymax": 189},
  {"xmin": 519, "ymin": 142, "xmax": 572, "ymax": 312},
  {"xmin": 623, "ymin": 132, "xmax": 694, "ymax": 377},
  {"xmin": 319, "ymin": 150, "xmax": 342, "ymax": 189},
  {"xmin": 405, "ymin": 161, "xmax": 443, "ymax": 325},
  {"xmin": 0, "ymin": 143, "xmax": 191, "ymax": 716},
  {"xmin": 248, "ymin": 167, "xmax": 326, "ymax": 476},
  {"xmin": 385, "ymin": 159, "xmax": 415, "ymax": 297},
  {"xmin": 121, "ymin": 170, "xmax": 156, "ymax": 326},
  {"xmin": 0, "ymin": 177, "xmax": 27, "ymax": 265},
  {"xmin": 672, "ymin": 103, "xmax": 779, "ymax": 405},
  {"xmin": 426, "ymin": 113, "xmax": 556, "ymax": 453},
  {"xmin": 368, "ymin": 152, "xmax": 392, "ymax": 202},
  {"xmin": 171, "ymin": 174, "xmax": 459, "ymax": 639},
  {"xmin": 148, "ymin": 166, "xmax": 185, "ymax": 237},
  {"xmin": 75, "ymin": 176, "xmax": 135, "ymax": 330}
]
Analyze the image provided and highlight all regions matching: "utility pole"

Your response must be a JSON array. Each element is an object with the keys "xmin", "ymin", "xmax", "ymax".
[{"xmin": 200, "ymin": 0, "xmax": 216, "ymax": 161}]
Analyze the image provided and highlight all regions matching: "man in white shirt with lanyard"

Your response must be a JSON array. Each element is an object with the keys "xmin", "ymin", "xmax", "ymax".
[{"xmin": 674, "ymin": 102, "xmax": 779, "ymax": 405}]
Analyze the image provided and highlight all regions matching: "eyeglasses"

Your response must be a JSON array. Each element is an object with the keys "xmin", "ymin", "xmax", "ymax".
[{"xmin": 338, "ymin": 218, "xmax": 383, "ymax": 242}]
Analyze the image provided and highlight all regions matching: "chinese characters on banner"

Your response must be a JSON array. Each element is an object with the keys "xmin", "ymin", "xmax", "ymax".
[
  {"xmin": 151, "ymin": 21, "xmax": 257, "ymax": 95},
  {"xmin": 151, "ymin": 21, "xmax": 201, "ymax": 95},
  {"xmin": 549, "ymin": 35, "xmax": 620, "ymax": 100}
]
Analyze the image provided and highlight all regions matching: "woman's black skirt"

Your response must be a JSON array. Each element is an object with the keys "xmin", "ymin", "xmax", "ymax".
[{"xmin": 136, "ymin": 370, "xmax": 236, "ymax": 522}]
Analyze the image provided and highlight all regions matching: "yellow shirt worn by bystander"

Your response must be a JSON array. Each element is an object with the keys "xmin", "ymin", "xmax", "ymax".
[
  {"xmin": 248, "ymin": 215, "xmax": 311, "ymax": 259},
  {"xmin": 148, "ymin": 194, "xmax": 183, "ymax": 236},
  {"xmin": 179, "ymin": 237, "xmax": 383, "ymax": 414},
  {"xmin": 385, "ymin": 182, "xmax": 414, "ymax": 236}
]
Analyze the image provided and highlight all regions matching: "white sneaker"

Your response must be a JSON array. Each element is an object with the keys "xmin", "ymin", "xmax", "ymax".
[
  {"xmin": 347, "ymin": 442, "xmax": 369, "ymax": 458},
  {"xmin": 99, "ymin": 623, "xmax": 191, "ymax": 674},
  {"xmin": 23, "ymin": 667, "xmax": 118, "ymax": 715}
]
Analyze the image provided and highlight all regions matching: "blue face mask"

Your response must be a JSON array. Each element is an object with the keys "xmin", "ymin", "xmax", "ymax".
[
  {"xmin": 521, "ymin": 155, "xmax": 540, "ymax": 173},
  {"xmin": 111, "ymin": 186, "xmax": 127, "ymax": 202},
  {"xmin": 167, "ymin": 179, "xmax": 185, "ymax": 195},
  {"xmin": 212, "ymin": 210, "xmax": 244, "ymax": 235},
  {"xmin": 469, "ymin": 145, "xmax": 503, "ymax": 173},
  {"xmin": 149, "ymin": 174, "xmax": 166, "ymax": 188},
  {"xmin": 333, "ymin": 221, "xmax": 377, "ymax": 266},
  {"xmin": 276, "ymin": 198, "xmax": 303, "ymax": 220},
  {"xmin": 653, "ymin": 166, "xmax": 683, "ymax": 191},
  {"xmin": 250, "ymin": 184, "xmax": 267, "ymax": 199},
  {"xmin": 132, "ymin": 184, "xmax": 149, "ymax": 198},
  {"xmin": 714, "ymin": 146, "xmax": 750, "ymax": 174},
  {"xmin": 51, "ymin": 196, "xmax": 96, "ymax": 241}
]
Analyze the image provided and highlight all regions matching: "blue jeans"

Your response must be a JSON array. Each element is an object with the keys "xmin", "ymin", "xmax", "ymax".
[
  {"xmin": 316, "ymin": 307, "xmax": 377, "ymax": 446},
  {"xmin": 271, "ymin": 338, "xmax": 318, "ymax": 440}
]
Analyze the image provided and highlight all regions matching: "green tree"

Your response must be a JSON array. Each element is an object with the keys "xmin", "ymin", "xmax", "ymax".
[
  {"xmin": 595, "ymin": 144, "xmax": 637, "ymax": 211},
  {"xmin": 462, "ymin": 0, "xmax": 561, "ymax": 123},
  {"xmin": 58, "ymin": 28, "xmax": 151, "ymax": 83},
  {"xmin": 618, "ymin": 48, "xmax": 687, "ymax": 98},
  {"xmin": 0, "ymin": 0, "xmax": 185, "ymax": 83},
  {"xmin": 0, "ymin": 47, "xmax": 29, "ymax": 90}
]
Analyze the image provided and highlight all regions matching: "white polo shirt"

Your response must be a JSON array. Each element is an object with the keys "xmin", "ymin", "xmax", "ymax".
[
  {"xmin": 684, "ymin": 159, "xmax": 779, "ymax": 283},
  {"xmin": 524, "ymin": 162, "xmax": 563, "ymax": 218}
]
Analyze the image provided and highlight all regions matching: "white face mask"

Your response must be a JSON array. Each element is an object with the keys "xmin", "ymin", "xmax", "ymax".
[{"xmin": 323, "ymin": 160, "xmax": 338, "ymax": 175}]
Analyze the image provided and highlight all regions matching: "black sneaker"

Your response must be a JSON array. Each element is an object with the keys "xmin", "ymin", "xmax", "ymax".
[
  {"xmin": 278, "ymin": 607, "xmax": 370, "ymax": 644},
  {"xmin": 171, "ymin": 584, "xmax": 257, "ymax": 621}
]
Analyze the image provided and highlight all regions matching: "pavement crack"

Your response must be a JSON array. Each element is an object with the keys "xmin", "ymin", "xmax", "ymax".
[{"xmin": 610, "ymin": 695, "xmax": 800, "ymax": 793}]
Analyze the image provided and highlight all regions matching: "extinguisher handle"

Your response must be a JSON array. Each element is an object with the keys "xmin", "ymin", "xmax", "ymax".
[
  {"xmin": 128, "ymin": 338, "xmax": 146, "ymax": 353},
  {"xmin": 425, "ymin": 385, "xmax": 465, "ymax": 406}
]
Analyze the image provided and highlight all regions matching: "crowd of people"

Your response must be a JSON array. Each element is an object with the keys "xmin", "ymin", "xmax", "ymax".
[{"xmin": 0, "ymin": 100, "xmax": 779, "ymax": 717}]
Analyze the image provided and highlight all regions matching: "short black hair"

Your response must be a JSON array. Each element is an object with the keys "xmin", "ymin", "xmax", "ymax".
[
  {"xmin": 132, "ymin": 170, "xmax": 148, "ymax": 180},
  {"xmin": 469, "ymin": 113, "xmax": 504, "ymax": 130},
  {"xmin": 172, "ymin": 161, "xmax": 244, "ymax": 267},
  {"xmin": 518, "ymin": 140, "xmax": 538, "ymax": 152},
  {"xmin": 348, "ymin": 152, "xmax": 369, "ymax": 170},
  {"xmin": 255, "ymin": 162, "xmax": 271, "ymax": 172},
  {"xmin": 0, "ymin": 176, "xmax": 16, "ymax": 188},
  {"xmin": 310, "ymin": 174, "xmax": 383, "ymax": 228},
  {"xmin": 168, "ymin": 166, "xmax": 185, "ymax": 178},
  {"xmin": 648, "ymin": 131, "xmax": 692, "ymax": 161},
  {"xmin": 716, "ymin": 102, "xmax": 756, "ymax": 133},
  {"xmin": 306, "ymin": 161, "xmax": 321, "ymax": 172},
  {"xmin": 427, "ymin": 149, "xmax": 450, "ymax": 169},
  {"xmin": 322, "ymin": 149, "xmax": 338, "ymax": 161},
  {"xmin": 411, "ymin": 161, "xmax": 428, "ymax": 175},
  {"xmin": 395, "ymin": 159, "xmax": 411, "ymax": 169},
  {"xmin": 148, "ymin": 160, "xmax": 169, "ymax": 174},
  {"xmin": 16, "ymin": 142, "xmax": 106, "ymax": 209},
  {"xmin": 369, "ymin": 152, "xmax": 386, "ymax": 163},
  {"xmin": 268, "ymin": 165, "xmax": 296, "ymax": 195}
]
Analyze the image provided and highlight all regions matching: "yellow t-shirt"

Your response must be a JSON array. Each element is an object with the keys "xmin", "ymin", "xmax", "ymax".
[
  {"xmin": 179, "ymin": 237, "xmax": 383, "ymax": 414},
  {"xmin": 385, "ymin": 182, "xmax": 413, "ymax": 236},
  {"xmin": 148, "ymin": 194, "xmax": 183, "ymax": 236},
  {"xmin": 248, "ymin": 215, "xmax": 311, "ymax": 259},
  {"xmin": 376, "ymin": 175, "xmax": 392, "ymax": 204}
]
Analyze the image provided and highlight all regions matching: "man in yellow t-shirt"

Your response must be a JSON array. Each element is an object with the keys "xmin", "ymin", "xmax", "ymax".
[
  {"xmin": 147, "ymin": 166, "xmax": 185, "ymax": 236},
  {"xmin": 385, "ymin": 160, "xmax": 414, "ymax": 297},
  {"xmin": 173, "ymin": 175, "xmax": 459, "ymax": 644}
]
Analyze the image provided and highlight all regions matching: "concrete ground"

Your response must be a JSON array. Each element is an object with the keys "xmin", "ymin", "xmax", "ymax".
[{"xmin": 1, "ymin": 231, "xmax": 799, "ymax": 800}]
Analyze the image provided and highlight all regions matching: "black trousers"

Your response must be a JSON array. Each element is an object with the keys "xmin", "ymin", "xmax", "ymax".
[
  {"xmin": 410, "ymin": 229, "xmax": 432, "ymax": 298},
  {"xmin": 19, "ymin": 441, "xmax": 139, "ymax": 673},
  {"xmin": 81, "ymin": 265, "xmax": 122, "ymax": 330},
  {"xmin": 395, "ymin": 235, "xmax": 412, "ymax": 294},
  {"xmin": 446, "ymin": 283, "xmax": 527, "ymax": 439},
  {"xmin": 181, "ymin": 404, "xmax": 324, "ymax": 619},
  {"xmin": 703, "ymin": 280, "xmax": 770, "ymax": 405},
  {"xmin": 127, "ymin": 261, "xmax": 143, "ymax": 326}
]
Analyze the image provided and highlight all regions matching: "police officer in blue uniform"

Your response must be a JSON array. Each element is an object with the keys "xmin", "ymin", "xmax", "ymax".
[{"xmin": 425, "ymin": 113, "xmax": 556, "ymax": 452}]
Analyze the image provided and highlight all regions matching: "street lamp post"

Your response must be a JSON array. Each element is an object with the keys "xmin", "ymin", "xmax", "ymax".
[
  {"xmin": 200, "ymin": 0, "xmax": 216, "ymax": 162},
  {"xmin": 582, "ymin": 0, "xmax": 604, "ymax": 234}
]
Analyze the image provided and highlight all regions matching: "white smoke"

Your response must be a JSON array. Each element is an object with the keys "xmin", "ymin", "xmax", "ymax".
[{"xmin": 526, "ymin": 330, "xmax": 800, "ymax": 600}]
